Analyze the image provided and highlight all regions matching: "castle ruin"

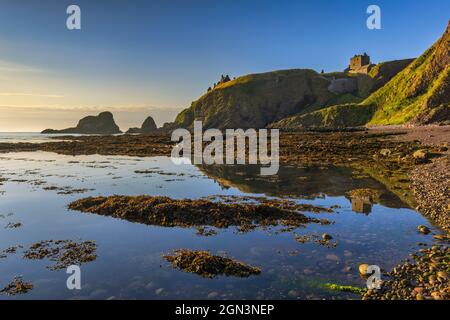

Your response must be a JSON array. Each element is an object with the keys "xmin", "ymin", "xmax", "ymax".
[{"xmin": 347, "ymin": 53, "xmax": 374, "ymax": 74}]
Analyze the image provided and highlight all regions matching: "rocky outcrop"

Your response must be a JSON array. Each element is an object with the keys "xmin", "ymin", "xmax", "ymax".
[
  {"xmin": 42, "ymin": 111, "xmax": 121, "ymax": 134},
  {"xmin": 173, "ymin": 61, "xmax": 412, "ymax": 130},
  {"xmin": 173, "ymin": 69, "xmax": 379, "ymax": 130},
  {"xmin": 126, "ymin": 116, "xmax": 158, "ymax": 134},
  {"xmin": 328, "ymin": 78, "xmax": 357, "ymax": 94}
]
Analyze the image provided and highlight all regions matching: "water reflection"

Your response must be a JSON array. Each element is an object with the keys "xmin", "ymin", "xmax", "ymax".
[
  {"xmin": 197, "ymin": 164, "xmax": 408, "ymax": 210},
  {"xmin": 0, "ymin": 152, "xmax": 441, "ymax": 300},
  {"xmin": 351, "ymin": 197, "xmax": 372, "ymax": 215}
]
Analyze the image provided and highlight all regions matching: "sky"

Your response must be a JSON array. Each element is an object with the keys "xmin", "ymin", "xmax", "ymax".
[{"xmin": 0, "ymin": 0, "xmax": 448, "ymax": 132}]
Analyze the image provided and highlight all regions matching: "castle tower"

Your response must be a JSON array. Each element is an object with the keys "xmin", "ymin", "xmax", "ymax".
[{"xmin": 348, "ymin": 53, "xmax": 373, "ymax": 74}]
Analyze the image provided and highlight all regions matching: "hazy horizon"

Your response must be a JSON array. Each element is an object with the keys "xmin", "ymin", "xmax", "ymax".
[{"xmin": 1, "ymin": 0, "xmax": 449, "ymax": 131}]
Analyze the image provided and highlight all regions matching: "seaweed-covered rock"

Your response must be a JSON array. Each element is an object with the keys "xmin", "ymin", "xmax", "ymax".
[
  {"xmin": 164, "ymin": 249, "xmax": 261, "ymax": 278},
  {"xmin": 68, "ymin": 195, "xmax": 330, "ymax": 233},
  {"xmin": 0, "ymin": 277, "xmax": 33, "ymax": 296},
  {"xmin": 23, "ymin": 240, "xmax": 97, "ymax": 270}
]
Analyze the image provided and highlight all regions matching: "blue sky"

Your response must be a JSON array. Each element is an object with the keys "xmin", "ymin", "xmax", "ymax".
[{"xmin": 0, "ymin": 0, "xmax": 448, "ymax": 131}]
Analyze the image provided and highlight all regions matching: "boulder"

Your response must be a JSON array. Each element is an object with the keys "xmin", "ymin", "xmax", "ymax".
[
  {"xmin": 417, "ymin": 225, "xmax": 431, "ymax": 234},
  {"xmin": 413, "ymin": 149, "xmax": 429, "ymax": 160},
  {"xmin": 359, "ymin": 264, "xmax": 369, "ymax": 275}
]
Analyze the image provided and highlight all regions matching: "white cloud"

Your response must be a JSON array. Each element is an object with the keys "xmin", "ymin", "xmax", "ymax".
[
  {"xmin": 0, "ymin": 93, "xmax": 64, "ymax": 98},
  {"xmin": 0, "ymin": 60, "xmax": 42, "ymax": 73}
]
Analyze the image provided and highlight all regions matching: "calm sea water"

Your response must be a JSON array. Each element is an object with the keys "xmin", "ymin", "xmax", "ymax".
[
  {"xmin": 0, "ymin": 134, "xmax": 442, "ymax": 300},
  {"xmin": 0, "ymin": 132, "xmax": 85, "ymax": 143}
]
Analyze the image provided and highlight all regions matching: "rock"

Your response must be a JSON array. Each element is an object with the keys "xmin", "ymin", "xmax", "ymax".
[
  {"xmin": 342, "ymin": 266, "xmax": 352, "ymax": 273},
  {"xmin": 412, "ymin": 149, "xmax": 429, "ymax": 160},
  {"xmin": 413, "ymin": 287, "xmax": 424, "ymax": 293},
  {"xmin": 141, "ymin": 116, "xmax": 158, "ymax": 132},
  {"xmin": 42, "ymin": 111, "xmax": 121, "ymax": 134},
  {"xmin": 287, "ymin": 289, "xmax": 300, "ymax": 298},
  {"xmin": 430, "ymin": 291, "xmax": 442, "ymax": 300},
  {"xmin": 322, "ymin": 233, "xmax": 332, "ymax": 241},
  {"xmin": 437, "ymin": 271, "xmax": 448, "ymax": 281},
  {"xmin": 343, "ymin": 250, "xmax": 352, "ymax": 257},
  {"xmin": 359, "ymin": 263, "xmax": 369, "ymax": 275},
  {"xmin": 433, "ymin": 234, "xmax": 448, "ymax": 241},
  {"xmin": 416, "ymin": 294, "xmax": 424, "ymax": 300},
  {"xmin": 417, "ymin": 225, "xmax": 430, "ymax": 234},
  {"xmin": 380, "ymin": 149, "xmax": 392, "ymax": 157},
  {"xmin": 326, "ymin": 253, "xmax": 340, "ymax": 262},
  {"xmin": 126, "ymin": 127, "xmax": 141, "ymax": 134},
  {"xmin": 155, "ymin": 288, "xmax": 164, "ymax": 295},
  {"xmin": 207, "ymin": 291, "xmax": 219, "ymax": 299},
  {"xmin": 126, "ymin": 116, "xmax": 158, "ymax": 134}
]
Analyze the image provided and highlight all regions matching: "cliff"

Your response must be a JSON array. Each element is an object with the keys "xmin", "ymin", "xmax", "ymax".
[
  {"xmin": 271, "ymin": 20, "xmax": 449, "ymax": 129},
  {"xmin": 173, "ymin": 62, "xmax": 412, "ymax": 130}
]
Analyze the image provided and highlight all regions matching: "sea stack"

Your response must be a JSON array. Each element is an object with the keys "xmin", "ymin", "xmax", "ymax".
[
  {"xmin": 41, "ymin": 111, "xmax": 122, "ymax": 134},
  {"xmin": 126, "ymin": 116, "xmax": 158, "ymax": 134}
]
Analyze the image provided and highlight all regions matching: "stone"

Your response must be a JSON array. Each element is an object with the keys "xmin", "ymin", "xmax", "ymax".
[
  {"xmin": 322, "ymin": 233, "xmax": 332, "ymax": 241},
  {"xmin": 430, "ymin": 291, "xmax": 442, "ymax": 300},
  {"xmin": 437, "ymin": 271, "xmax": 448, "ymax": 281},
  {"xmin": 326, "ymin": 253, "xmax": 340, "ymax": 262},
  {"xmin": 207, "ymin": 291, "xmax": 219, "ymax": 299},
  {"xmin": 288, "ymin": 290, "xmax": 300, "ymax": 298},
  {"xmin": 342, "ymin": 266, "xmax": 352, "ymax": 273},
  {"xmin": 359, "ymin": 263, "xmax": 369, "ymax": 275},
  {"xmin": 412, "ymin": 149, "xmax": 429, "ymax": 160},
  {"xmin": 417, "ymin": 225, "xmax": 430, "ymax": 234},
  {"xmin": 380, "ymin": 149, "xmax": 392, "ymax": 157}
]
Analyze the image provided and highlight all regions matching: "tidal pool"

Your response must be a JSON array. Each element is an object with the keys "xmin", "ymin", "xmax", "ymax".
[{"xmin": 0, "ymin": 151, "xmax": 441, "ymax": 300}]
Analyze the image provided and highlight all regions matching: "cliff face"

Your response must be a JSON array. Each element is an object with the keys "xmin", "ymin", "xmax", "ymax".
[
  {"xmin": 174, "ymin": 68, "xmax": 400, "ymax": 130},
  {"xmin": 175, "ymin": 69, "xmax": 341, "ymax": 130},
  {"xmin": 271, "ymin": 21, "xmax": 449, "ymax": 129},
  {"xmin": 42, "ymin": 111, "xmax": 122, "ymax": 134},
  {"xmin": 173, "ymin": 60, "xmax": 412, "ymax": 130}
]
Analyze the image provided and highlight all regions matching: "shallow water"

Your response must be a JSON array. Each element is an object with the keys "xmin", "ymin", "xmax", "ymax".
[
  {"xmin": 0, "ymin": 132, "xmax": 118, "ymax": 144},
  {"xmin": 0, "ymin": 151, "xmax": 441, "ymax": 300}
]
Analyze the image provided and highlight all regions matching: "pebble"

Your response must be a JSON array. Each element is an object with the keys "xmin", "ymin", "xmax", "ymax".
[
  {"xmin": 358, "ymin": 263, "xmax": 369, "ymax": 275},
  {"xmin": 207, "ymin": 291, "xmax": 219, "ymax": 299},
  {"xmin": 322, "ymin": 233, "xmax": 332, "ymax": 241}
]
